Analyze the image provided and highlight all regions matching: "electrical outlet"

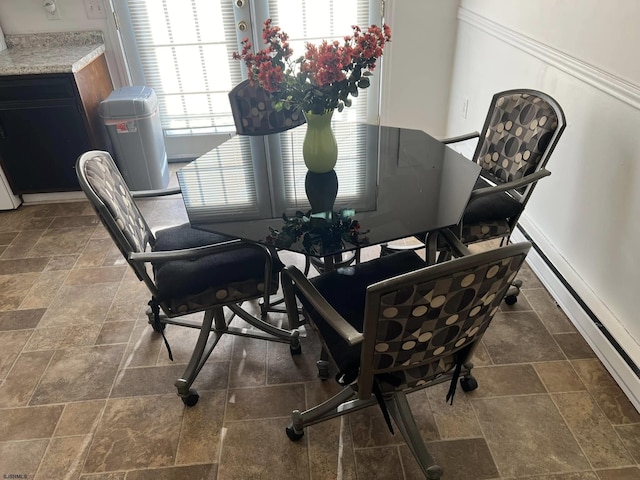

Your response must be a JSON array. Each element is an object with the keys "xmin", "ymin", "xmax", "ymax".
[
  {"xmin": 43, "ymin": 0, "xmax": 60, "ymax": 20},
  {"xmin": 84, "ymin": 0, "xmax": 107, "ymax": 19}
]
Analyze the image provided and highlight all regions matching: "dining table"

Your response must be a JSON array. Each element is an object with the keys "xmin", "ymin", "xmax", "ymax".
[{"xmin": 176, "ymin": 123, "xmax": 481, "ymax": 269}]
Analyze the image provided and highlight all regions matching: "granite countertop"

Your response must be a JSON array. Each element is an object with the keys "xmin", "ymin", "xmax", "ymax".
[{"xmin": 0, "ymin": 31, "xmax": 105, "ymax": 76}]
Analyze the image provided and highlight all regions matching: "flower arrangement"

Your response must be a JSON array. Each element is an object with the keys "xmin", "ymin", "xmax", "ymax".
[
  {"xmin": 266, "ymin": 209, "xmax": 369, "ymax": 252},
  {"xmin": 233, "ymin": 19, "xmax": 391, "ymax": 115}
]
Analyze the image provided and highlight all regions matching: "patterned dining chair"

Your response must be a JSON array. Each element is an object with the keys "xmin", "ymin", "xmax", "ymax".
[
  {"xmin": 76, "ymin": 150, "xmax": 301, "ymax": 406},
  {"xmin": 229, "ymin": 79, "xmax": 305, "ymax": 136},
  {"xmin": 382, "ymin": 89, "xmax": 565, "ymax": 304},
  {"xmin": 281, "ymin": 240, "xmax": 531, "ymax": 479},
  {"xmin": 228, "ymin": 79, "xmax": 309, "ymax": 316}
]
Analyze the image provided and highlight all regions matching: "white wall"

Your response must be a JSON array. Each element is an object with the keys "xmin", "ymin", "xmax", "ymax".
[
  {"xmin": 380, "ymin": 0, "xmax": 460, "ymax": 137},
  {"xmin": 0, "ymin": 0, "xmax": 128, "ymax": 87},
  {"xmin": 447, "ymin": 0, "xmax": 640, "ymax": 408}
]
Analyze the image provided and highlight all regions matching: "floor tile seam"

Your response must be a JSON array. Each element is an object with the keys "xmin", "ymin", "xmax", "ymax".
[
  {"xmin": 106, "ymin": 340, "xmax": 156, "ymax": 400},
  {"xmin": 300, "ymin": 379, "xmax": 314, "ymax": 480},
  {"xmin": 530, "ymin": 358, "xmax": 589, "ymax": 395},
  {"xmin": 217, "ymin": 352, "xmax": 233, "ymax": 469},
  {"xmin": 350, "ymin": 441, "xmax": 412, "ymax": 453},
  {"xmin": 227, "ymin": 381, "xmax": 308, "ymax": 392},
  {"xmin": 27, "ymin": 223, "xmax": 97, "ymax": 260},
  {"xmin": 593, "ymin": 466, "xmax": 640, "ymax": 474},
  {"xmin": 468, "ymin": 392, "xmax": 558, "ymax": 401},
  {"xmin": 0, "ymin": 255, "xmax": 52, "ymax": 271},
  {"xmin": 172, "ymin": 391, "xmax": 191, "ymax": 469},
  {"xmin": 394, "ymin": 444, "xmax": 410, "ymax": 480},
  {"xmin": 388, "ymin": 444, "xmax": 408, "ymax": 480},
  {"xmin": 426, "ymin": 433, "xmax": 492, "ymax": 442},
  {"xmin": 510, "ymin": 467, "xmax": 598, "ymax": 478},
  {"xmin": 32, "ymin": 431, "xmax": 94, "ymax": 480},
  {"xmin": 610, "ymin": 420, "xmax": 640, "ymax": 428},
  {"xmin": 547, "ymin": 389, "xmax": 636, "ymax": 471},
  {"xmin": 465, "ymin": 388, "xmax": 505, "ymax": 479},
  {"xmin": 1, "ymin": 331, "xmax": 58, "ymax": 407},
  {"xmin": 300, "ymin": 368, "xmax": 316, "ymax": 478},
  {"xmin": 567, "ymin": 360, "xmax": 632, "ymax": 402},
  {"xmin": 222, "ymin": 415, "xmax": 302, "ymax": 424},
  {"xmin": 62, "ymin": 279, "xmax": 126, "ymax": 289},
  {"xmin": 16, "ymin": 261, "xmax": 72, "ymax": 312}
]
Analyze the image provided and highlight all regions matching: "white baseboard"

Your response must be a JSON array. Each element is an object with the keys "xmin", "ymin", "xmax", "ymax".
[
  {"xmin": 22, "ymin": 191, "xmax": 87, "ymax": 205},
  {"xmin": 511, "ymin": 220, "xmax": 640, "ymax": 412}
]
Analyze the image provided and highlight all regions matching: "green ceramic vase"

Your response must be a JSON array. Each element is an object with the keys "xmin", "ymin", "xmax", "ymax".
[{"xmin": 302, "ymin": 110, "xmax": 338, "ymax": 173}]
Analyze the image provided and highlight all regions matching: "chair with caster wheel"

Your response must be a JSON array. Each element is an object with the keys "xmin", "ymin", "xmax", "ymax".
[
  {"xmin": 228, "ymin": 79, "xmax": 309, "ymax": 316},
  {"xmin": 382, "ymin": 89, "xmax": 565, "ymax": 305},
  {"xmin": 281, "ymin": 236, "xmax": 531, "ymax": 479},
  {"xmin": 76, "ymin": 151, "xmax": 301, "ymax": 407},
  {"xmin": 228, "ymin": 80, "xmax": 361, "ymax": 298}
]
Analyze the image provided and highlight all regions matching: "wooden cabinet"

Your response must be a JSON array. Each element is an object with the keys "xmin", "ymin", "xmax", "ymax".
[{"xmin": 0, "ymin": 54, "xmax": 113, "ymax": 193}]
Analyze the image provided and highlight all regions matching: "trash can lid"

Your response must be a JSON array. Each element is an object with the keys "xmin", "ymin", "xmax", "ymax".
[{"xmin": 99, "ymin": 86, "xmax": 158, "ymax": 119}]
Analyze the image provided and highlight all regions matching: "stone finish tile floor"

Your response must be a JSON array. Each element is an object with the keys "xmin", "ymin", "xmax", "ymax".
[{"xmin": 0, "ymin": 193, "xmax": 639, "ymax": 480}]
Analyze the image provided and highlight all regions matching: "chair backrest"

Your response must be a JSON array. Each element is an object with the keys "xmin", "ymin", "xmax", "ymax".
[
  {"xmin": 357, "ymin": 242, "xmax": 531, "ymax": 398},
  {"xmin": 76, "ymin": 150, "xmax": 156, "ymax": 287},
  {"xmin": 473, "ymin": 89, "xmax": 566, "ymax": 201},
  {"xmin": 228, "ymin": 79, "xmax": 306, "ymax": 136}
]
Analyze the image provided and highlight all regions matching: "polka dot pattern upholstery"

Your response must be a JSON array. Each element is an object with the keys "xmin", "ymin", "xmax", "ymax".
[
  {"xmin": 476, "ymin": 92, "xmax": 559, "ymax": 183},
  {"xmin": 461, "ymin": 220, "xmax": 512, "ymax": 244},
  {"xmin": 229, "ymin": 79, "xmax": 306, "ymax": 136},
  {"xmin": 84, "ymin": 153, "xmax": 149, "ymax": 252},
  {"xmin": 369, "ymin": 253, "xmax": 525, "ymax": 391},
  {"xmin": 78, "ymin": 151, "xmax": 281, "ymax": 317}
]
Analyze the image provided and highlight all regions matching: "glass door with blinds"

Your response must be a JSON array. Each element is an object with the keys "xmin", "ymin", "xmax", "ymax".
[{"xmin": 112, "ymin": 0, "xmax": 383, "ymax": 220}]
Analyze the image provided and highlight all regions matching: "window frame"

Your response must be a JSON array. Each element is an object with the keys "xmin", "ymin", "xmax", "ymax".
[{"xmin": 110, "ymin": 0, "xmax": 385, "ymax": 219}]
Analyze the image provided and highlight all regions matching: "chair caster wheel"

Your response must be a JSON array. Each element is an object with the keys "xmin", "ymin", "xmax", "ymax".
[
  {"xmin": 460, "ymin": 375, "xmax": 478, "ymax": 392},
  {"xmin": 286, "ymin": 425, "xmax": 304, "ymax": 441},
  {"xmin": 290, "ymin": 344, "xmax": 302, "ymax": 356},
  {"xmin": 181, "ymin": 389, "xmax": 200, "ymax": 407},
  {"xmin": 504, "ymin": 295, "xmax": 518, "ymax": 306}
]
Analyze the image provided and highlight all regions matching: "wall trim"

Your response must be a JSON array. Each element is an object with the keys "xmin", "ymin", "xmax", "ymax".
[
  {"xmin": 458, "ymin": 7, "xmax": 640, "ymax": 110},
  {"xmin": 511, "ymin": 219, "xmax": 640, "ymax": 413}
]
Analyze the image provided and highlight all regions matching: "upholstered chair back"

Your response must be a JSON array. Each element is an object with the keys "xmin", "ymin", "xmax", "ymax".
[
  {"xmin": 77, "ymin": 151, "xmax": 155, "ymax": 283},
  {"xmin": 229, "ymin": 79, "xmax": 306, "ymax": 136},
  {"xmin": 474, "ymin": 91, "xmax": 564, "ymax": 185},
  {"xmin": 358, "ymin": 244, "xmax": 529, "ymax": 397}
]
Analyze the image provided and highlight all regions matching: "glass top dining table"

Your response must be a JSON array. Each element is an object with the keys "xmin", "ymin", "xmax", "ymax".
[{"xmin": 177, "ymin": 123, "xmax": 481, "ymax": 260}]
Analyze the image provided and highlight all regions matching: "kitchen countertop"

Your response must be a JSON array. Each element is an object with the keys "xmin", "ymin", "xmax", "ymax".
[{"xmin": 0, "ymin": 31, "xmax": 105, "ymax": 76}]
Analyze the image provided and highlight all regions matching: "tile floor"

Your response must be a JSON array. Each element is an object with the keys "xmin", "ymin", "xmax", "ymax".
[{"xmin": 1, "ymin": 192, "xmax": 639, "ymax": 479}]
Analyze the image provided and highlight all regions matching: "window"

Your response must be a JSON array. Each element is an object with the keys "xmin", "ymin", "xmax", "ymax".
[{"xmin": 113, "ymin": 0, "xmax": 383, "ymax": 219}]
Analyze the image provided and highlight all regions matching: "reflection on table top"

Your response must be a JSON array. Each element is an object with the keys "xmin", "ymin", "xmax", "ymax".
[{"xmin": 177, "ymin": 124, "xmax": 481, "ymax": 258}]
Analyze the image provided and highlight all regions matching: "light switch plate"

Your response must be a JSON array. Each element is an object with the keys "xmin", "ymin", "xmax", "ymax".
[{"xmin": 84, "ymin": 0, "xmax": 107, "ymax": 19}]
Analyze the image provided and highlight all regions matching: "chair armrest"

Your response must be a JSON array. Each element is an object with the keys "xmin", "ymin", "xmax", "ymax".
[
  {"xmin": 470, "ymin": 169, "xmax": 551, "ymax": 200},
  {"xmin": 131, "ymin": 186, "xmax": 182, "ymax": 198},
  {"xmin": 441, "ymin": 131, "xmax": 480, "ymax": 144},
  {"xmin": 281, "ymin": 266, "xmax": 364, "ymax": 346},
  {"xmin": 129, "ymin": 238, "xmax": 246, "ymax": 262},
  {"xmin": 439, "ymin": 228, "xmax": 472, "ymax": 257}
]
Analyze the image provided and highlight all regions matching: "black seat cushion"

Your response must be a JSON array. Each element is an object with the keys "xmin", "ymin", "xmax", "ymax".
[
  {"xmin": 301, "ymin": 250, "xmax": 427, "ymax": 380},
  {"xmin": 462, "ymin": 177, "xmax": 524, "ymax": 224},
  {"xmin": 152, "ymin": 223, "xmax": 283, "ymax": 300}
]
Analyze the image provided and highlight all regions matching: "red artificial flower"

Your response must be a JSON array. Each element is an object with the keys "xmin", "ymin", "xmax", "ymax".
[{"xmin": 232, "ymin": 19, "xmax": 391, "ymax": 114}]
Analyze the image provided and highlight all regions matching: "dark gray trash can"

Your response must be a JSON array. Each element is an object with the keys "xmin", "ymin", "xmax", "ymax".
[{"xmin": 99, "ymin": 86, "xmax": 169, "ymax": 190}]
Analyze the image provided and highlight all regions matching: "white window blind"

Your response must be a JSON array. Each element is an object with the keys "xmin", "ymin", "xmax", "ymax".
[
  {"xmin": 116, "ymin": 0, "xmax": 382, "ymax": 219},
  {"xmin": 267, "ymin": 0, "xmax": 380, "ymax": 213},
  {"xmin": 124, "ymin": 0, "xmax": 240, "ymax": 130},
  {"xmin": 178, "ymin": 137, "xmax": 259, "ymax": 219}
]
